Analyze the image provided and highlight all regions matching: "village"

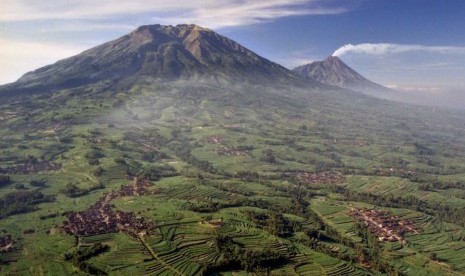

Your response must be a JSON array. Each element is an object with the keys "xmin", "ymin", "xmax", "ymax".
[
  {"xmin": 295, "ymin": 171, "xmax": 345, "ymax": 185},
  {"xmin": 118, "ymin": 176, "xmax": 152, "ymax": 197},
  {"xmin": 62, "ymin": 177, "xmax": 155, "ymax": 238},
  {"xmin": 349, "ymin": 208, "xmax": 419, "ymax": 242}
]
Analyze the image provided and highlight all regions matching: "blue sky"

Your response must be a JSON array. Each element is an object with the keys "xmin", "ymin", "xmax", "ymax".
[{"xmin": 1, "ymin": 0, "xmax": 465, "ymax": 98}]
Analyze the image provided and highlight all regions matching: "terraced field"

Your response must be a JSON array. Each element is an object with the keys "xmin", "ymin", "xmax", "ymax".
[{"xmin": 2, "ymin": 77, "xmax": 465, "ymax": 275}]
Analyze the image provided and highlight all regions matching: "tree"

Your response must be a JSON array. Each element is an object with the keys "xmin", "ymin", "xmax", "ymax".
[
  {"xmin": 429, "ymin": 252, "xmax": 438, "ymax": 261},
  {"xmin": 261, "ymin": 149, "xmax": 277, "ymax": 164},
  {"xmin": 0, "ymin": 175, "xmax": 10, "ymax": 187}
]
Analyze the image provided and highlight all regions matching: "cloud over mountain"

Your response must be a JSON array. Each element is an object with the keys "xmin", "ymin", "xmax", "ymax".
[{"xmin": 0, "ymin": 0, "xmax": 347, "ymax": 28}]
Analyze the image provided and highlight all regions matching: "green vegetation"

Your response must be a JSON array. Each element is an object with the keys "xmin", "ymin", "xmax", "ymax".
[
  {"xmin": 0, "ymin": 175, "xmax": 10, "ymax": 187},
  {"xmin": 0, "ymin": 190, "xmax": 55, "ymax": 219},
  {"xmin": 1, "ymin": 79, "xmax": 465, "ymax": 275},
  {"xmin": 64, "ymin": 243, "xmax": 109, "ymax": 275},
  {"xmin": 60, "ymin": 181, "xmax": 105, "ymax": 198}
]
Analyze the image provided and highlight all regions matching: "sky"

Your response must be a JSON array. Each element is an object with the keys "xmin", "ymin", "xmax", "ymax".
[{"xmin": 1, "ymin": 0, "xmax": 465, "ymax": 104}]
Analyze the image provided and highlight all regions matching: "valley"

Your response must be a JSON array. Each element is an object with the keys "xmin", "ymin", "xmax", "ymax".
[{"xmin": 1, "ymin": 24, "xmax": 465, "ymax": 275}]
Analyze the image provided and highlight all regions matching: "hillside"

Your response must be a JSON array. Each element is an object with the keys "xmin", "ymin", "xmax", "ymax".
[{"xmin": 1, "ymin": 24, "xmax": 465, "ymax": 275}]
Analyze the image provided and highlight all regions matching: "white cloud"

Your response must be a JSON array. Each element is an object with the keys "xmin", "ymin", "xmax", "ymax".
[
  {"xmin": 333, "ymin": 43, "xmax": 465, "ymax": 57},
  {"xmin": 0, "ymin": 39, "xmax": 87, "ymax": 84},
  {"xmin": 40, "ymin": 23, "xmax": 135, "ymax": 33},
  {"xmin": 384, "ymin": 84, "xmax": 442, "ymax": 94},
  {"xmin": 0, "ymin": 0, "xmax": 346, "ymax": 28}
]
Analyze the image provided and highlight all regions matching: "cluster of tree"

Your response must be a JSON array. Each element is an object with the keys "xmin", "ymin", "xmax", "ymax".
[
  {"xmin": 260, "ymin": 149, "xmax": 278, "ymax": 164},
  {"xmin": 302, "ymin": 208, "xmax": 400, "ymax": 274},
  {"xmin": 141, "ymin": 151, "xmax": 169, "ymax": 163},
  {"xmin": 40, "ymin": 143, "xmax": 71, "ymax": 162},
  {"xmin": 64, "ymin": 243, "xmax": 109, "ymax": 275},
  {"xmin": 245, "ymin": 210, "xmax": 295, "ymax": 237},
  {"xmin": 14, "ymin": 183, "xmax": 27, "ymax": 190},
  {"xmin": 0, "ymin": 156, "xmax": 17, "ymax": 162},
  {"xmin": 138, "ymin": 165, "xmax": 178, "ymax": 181},
  {"xmin": 188, "ymin": 200, "xmax": 242, "ymax": 213},
  {"xmin": 188, "ymin": 196, "xmax": 281, "ymax": 214},
  {"xmin": 352, "ymin": 222, "xmax": 401, "ymax": 274},
  {"xmin": 0, "ymin": 159, "xmax": 61, "ymax": 174},
  {"xmin": 60, "ymin": 182, "xmax": 105, "ymax": 198},
  {"xmin": 39, "ymin": 213, "xmax": 58, "ymax": 220},
  {"xmin": 413, "ymin": 142, "xmax": 435, "ymax": 155},
  {"xmin": 92, "ymin": 166, "xmax": 104, "ymax": 177},
  {"xmin": 29, "ymin": 179, "xmax": 47, "ymax": 188},
  {"xmin": 114, "ymin": 157, "xmax": 126, "ymax": 165},
  {"xmin": 287, "ymin": 184, "xmax": 311, "ymax": 216},
  {"xmin": 0, "ymin": 190, "xmax": 55, "ymax": 219},
  {"xmin": 235, "ymin": 171, "xmax": 260, "ymax": 182},
  {"xmin": 170, "ymin": 141, "xmax": 216, "ymax": 173},
  {"xmin": 410, "ymin": 175, "xmax": 465, "ymax": 191},
  {"xmin": 123, "ymin": 161, "xmax": 178, "ymax": 181},
  {"xmin": 0, "ymin": 175, "xmax": 10, "ymax": 187},
  {"xmin": 85, "ymin": 147, "xmax": 105, "ymax": 165},
  {"xmin": 203, "ymin": 234, "xmax": 287, "ymax": 273}
]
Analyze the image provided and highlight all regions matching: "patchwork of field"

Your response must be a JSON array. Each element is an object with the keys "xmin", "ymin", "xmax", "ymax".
[{"xmin": 2, "ymin": 81, "xmax": 465, "ymax": 275}]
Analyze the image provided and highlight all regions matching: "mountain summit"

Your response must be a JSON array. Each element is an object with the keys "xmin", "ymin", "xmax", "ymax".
[
  {"xmin": 4, "ymin": 24, "xmax": 300, "ymax": 93},
  {"xmin": 292, "ymin": 56, "xmax": 393, "ymax": 97}
]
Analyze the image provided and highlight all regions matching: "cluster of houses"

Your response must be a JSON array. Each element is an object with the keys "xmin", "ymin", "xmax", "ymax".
[
  {"xmin": 0, "ymin": 235, "xmax": 14, "ymax": 253},
  {"xmin": 295, "ymin": 172, "xmax": 345, "ymax": 185},
  {"xmin": 62, "ymin": 199, "xmax": 152, "ymax": 238},
  {"xmin": 62, "ymin": 177, "xmax": 154, "ymax": 238},
  {"xmin": 119, "ymin": 177, "xmax": 152, "ymax": 197},
  {"xmin": 349, "ymin": 208, "xmax": 419, "ymax": 242}
]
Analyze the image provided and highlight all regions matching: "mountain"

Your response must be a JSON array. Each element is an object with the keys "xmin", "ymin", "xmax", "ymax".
[
  {"xmin": 293, "ymin": 56, "xmax": 395, "ymax": 98},
  {"xmin": 2, "ymin": 23, "xmax": 465, "ymax": 276},
  {"xmin": 1, "ymin": 24, "xmax": 304, "ymax": 94}
]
